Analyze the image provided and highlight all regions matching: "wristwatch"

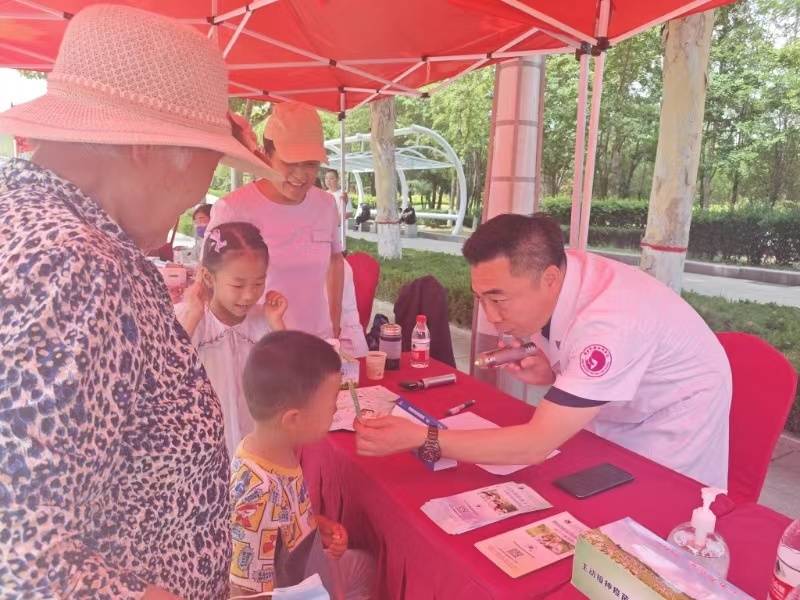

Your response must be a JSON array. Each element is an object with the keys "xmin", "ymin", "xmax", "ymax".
[{"xmin": 418, "ymin": 425, "xmax": 442, "ymax": 463}]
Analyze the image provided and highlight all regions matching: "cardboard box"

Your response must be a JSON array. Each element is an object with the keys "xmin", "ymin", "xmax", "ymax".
[{"xmin": 571, "ymin": 518, "xmax": 753, "ymax": 600}]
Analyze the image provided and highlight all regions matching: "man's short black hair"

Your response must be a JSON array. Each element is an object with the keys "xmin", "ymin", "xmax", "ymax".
[
  {"xmin": 243, "ymin": 331, "xmax": 341, "ymax": 421},
  {"xmin": 462, "ymin": 212, "xmax": 566, "ymax": 276}
]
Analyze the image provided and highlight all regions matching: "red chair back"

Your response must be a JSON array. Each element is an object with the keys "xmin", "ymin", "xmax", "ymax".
[
  {"xmin": 346, "ymin": 252, "xmax": 380, "ymax": 331},
  {"xmin": 717, "ymin": 332, "xmax": 798, "ymax": 503}
]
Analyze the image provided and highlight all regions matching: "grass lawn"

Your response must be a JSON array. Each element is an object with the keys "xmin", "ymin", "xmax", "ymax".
[{"xmin": 347, "ymin": 237, "xmax": 800, "ymax": 433}]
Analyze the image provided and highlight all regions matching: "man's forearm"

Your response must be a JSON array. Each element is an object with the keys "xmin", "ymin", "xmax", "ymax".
[{"xmin": 439, "ymin": 401, "xmax": 602, "ymax": 465}]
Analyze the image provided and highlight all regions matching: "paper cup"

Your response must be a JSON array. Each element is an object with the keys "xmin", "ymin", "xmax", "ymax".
[{"xmin": 366, "ymin": 351, "xmax": 387, "ymax": 380}]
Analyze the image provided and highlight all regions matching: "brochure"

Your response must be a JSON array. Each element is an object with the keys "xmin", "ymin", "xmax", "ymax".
[
  {"xmin": 421, "ymin": 481, "xmax": 552, "ymax": 534},
  {"xmin": 475, "ymin": 511, "xmax": 590, "ymax": 578}
]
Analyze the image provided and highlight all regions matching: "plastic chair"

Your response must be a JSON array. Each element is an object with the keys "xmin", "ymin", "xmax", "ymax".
[
  {"xmin": 717, "ymin": 332, "xmax": 798, "ymax": 503},
  {"xmin": 345, "ymin": 252, "xmax": 380, "ymax": 331}
]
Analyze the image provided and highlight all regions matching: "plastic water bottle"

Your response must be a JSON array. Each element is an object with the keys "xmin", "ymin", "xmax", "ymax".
[
  {"xmin": 410, "ymin": 314, "xmax": 430, "ymax": 368},
  {"xmin": 769, "ymin": 519, "xmax": 800, "ymax": 600}
]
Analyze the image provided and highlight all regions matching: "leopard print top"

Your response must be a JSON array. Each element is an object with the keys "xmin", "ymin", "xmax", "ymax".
[{"xmin": 0, "ymin": 160, "xmax": 230, "ymax": 599}]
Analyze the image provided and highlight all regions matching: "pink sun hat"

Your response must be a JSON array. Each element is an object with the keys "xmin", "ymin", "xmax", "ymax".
[{"xmin": 0, "ymin": 4, "xmax": 281, "ymax": 182}]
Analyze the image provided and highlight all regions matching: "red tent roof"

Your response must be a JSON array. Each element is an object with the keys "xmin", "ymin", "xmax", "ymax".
[{"xmin": 0, "ymin": 0, "xmax": 733, "ymax": 112}]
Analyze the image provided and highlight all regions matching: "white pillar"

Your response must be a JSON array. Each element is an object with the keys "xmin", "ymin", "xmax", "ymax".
[
  {"xmin": 481, "ymin": 57, "xmax": 546, "ymax": 219},
  {"xmin": 471, "ymin": 57, "xmax": 547, "ymax": 404}
]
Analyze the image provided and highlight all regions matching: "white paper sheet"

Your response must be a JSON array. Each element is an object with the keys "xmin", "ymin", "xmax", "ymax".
[{"xmin": 440, "ymin": 411, "xmax": 560, "ymax": 475}]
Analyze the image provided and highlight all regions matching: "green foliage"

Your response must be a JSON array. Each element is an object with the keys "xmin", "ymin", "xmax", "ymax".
[
  {"xmin": 541, "ymin": 196, "xmax": 800, "ymax": 265},
  {"xmin": 346, "ymin": 238, "xmax": 474, "ymax": 329},
  {"xmin": 347, "ymin": 237, "xmax": 800, "ymax": 433},
  {"xmin": 686, "ymin": 292, "xmax": 800, "ymax": 433},
  {"xmin": 542, "ymin": 197, "xmax": 650, "ymax": 228}
]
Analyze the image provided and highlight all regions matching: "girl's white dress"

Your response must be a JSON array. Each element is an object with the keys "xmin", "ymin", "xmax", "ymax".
[{"xmin": 174, "ymin": 303, "xmax": 271, "ymax": 457}]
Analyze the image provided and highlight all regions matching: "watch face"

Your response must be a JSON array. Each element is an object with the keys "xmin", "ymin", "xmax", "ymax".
[{"xmin": 419, "ymin": 440, "xmax": 441, "ymax": 463}]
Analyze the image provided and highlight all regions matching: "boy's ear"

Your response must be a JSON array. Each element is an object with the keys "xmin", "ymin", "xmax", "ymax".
[{"xmin": 280, "ymin": 408, "xmax": 301, "ymax": 430}]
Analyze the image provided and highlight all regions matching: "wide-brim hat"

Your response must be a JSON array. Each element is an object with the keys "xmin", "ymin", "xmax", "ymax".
[{"xmin": 0, "ymin": 4, "xmax": 281, "ymax": 182}]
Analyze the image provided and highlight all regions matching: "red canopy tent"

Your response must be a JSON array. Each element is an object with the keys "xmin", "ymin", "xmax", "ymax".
[{"xmin": 0, "ymin": 0, "xmax": 732, "ymax": 246}]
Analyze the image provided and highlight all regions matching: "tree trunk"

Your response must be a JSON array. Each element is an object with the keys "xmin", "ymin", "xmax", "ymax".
[
  {"xmin": 370, "ymin": 97, "xmax": 401, "ymax": 259},
  {"xmin": 730, "ymin": 169, "xmax": 740, "ymax": 207},
  {"xmin": 640, "ymin": 11, "xmax": 715, "ymax": 291}
]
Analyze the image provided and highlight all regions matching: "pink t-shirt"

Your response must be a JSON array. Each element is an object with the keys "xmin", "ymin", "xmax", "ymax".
[{"xmin": 208, "ymin": 184, "xmax": 342, "ymax": 338}]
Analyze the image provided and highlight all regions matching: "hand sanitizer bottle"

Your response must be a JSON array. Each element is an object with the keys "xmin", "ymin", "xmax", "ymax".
[{"xmin": 667, "ymin": 487, "xmax": 730, "ymax": 578}]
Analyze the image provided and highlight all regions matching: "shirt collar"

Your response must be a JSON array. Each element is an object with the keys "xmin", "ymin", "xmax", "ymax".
[{"xmin": 1, "ymin": 158, "xmax": 136, "ymax": 250}]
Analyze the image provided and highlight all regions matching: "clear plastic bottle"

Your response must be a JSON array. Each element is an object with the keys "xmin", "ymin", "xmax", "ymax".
[
  {"xmin": 410, "ymin": 314, "xmax": 430, "ymax": 368},
  {"xmin": 769, "ymin": 520, "xmax": 800, "ymax": 600},
  {"xmin": 667, "ymin": 487, "xmax": 730, "ymax": 578}
]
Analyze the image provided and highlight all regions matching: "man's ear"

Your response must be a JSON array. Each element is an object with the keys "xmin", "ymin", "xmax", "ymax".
[{"xmin": 541, "ymin": 264, "xmax": 562, "ymax": 289}]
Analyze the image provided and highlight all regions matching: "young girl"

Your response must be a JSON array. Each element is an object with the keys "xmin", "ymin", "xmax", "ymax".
[{"xmin": 176, "ymin": 221, "xmax": 288, "ymax": 457}]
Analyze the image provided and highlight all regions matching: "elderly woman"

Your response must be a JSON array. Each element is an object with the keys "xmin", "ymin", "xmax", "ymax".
[{"xmin": 0, "ymin": 5, "xmax": 278, "ymax": 599}]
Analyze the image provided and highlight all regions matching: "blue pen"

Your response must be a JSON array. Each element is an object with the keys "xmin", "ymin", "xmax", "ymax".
[{"xmin": 395, "ymin": 397, "xmax": 447, "ymax": 429}]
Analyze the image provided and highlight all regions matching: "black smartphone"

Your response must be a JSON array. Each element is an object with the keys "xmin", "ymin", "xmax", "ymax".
[{"xmin": 553, "ymin": 463, "xmax": 634, "ymax": 499}]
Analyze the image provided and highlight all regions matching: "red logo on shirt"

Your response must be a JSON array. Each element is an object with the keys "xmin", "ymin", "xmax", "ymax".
[{"xmin": 579, "ymin": 345, "xmax": 612, "ymax": 377}]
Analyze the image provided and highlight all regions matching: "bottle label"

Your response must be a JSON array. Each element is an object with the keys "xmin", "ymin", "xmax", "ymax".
[
  {"xmin": 411, "ymin": 340, "xmax": 430, "ymax": 363},
  {"xmin": 770, "ymin": 551, "xmax": 800, "ymax": 600},
  {"xmin": 768, "ymin": 575, "xmax": 795, "ymax": 600}
]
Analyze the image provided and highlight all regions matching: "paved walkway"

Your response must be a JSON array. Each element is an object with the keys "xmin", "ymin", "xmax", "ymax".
[{"xmin": 349, "ymin": 230, "xmax": 800, "ymax": 307}]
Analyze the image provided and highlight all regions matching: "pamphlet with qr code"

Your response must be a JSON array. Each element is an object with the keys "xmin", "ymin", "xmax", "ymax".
[
  {"xmin": 475, "ymin": 511, "xmax": 590, "ymax": 578},
  {"xmin": 421, "ymin": 482, "xmax": 552, "ymax": 534}
]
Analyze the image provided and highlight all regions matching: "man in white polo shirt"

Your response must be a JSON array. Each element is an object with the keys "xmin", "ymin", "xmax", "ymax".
[
  {"xmin": 355, "ymin": 213, "xmax": 732, "ymax": 487},
  {"xmin": 208, "ymin": 102, "xmax": 344, "ymax": 339}
]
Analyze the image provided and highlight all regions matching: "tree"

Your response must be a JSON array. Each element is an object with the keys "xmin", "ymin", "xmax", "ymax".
[
  {"xmin": 370, "ymin": 97, "xmax": 402, "ymax": 259},
  {"xmin": 640, "ymin": 11, "xmax": 715, "ymax": 290}
]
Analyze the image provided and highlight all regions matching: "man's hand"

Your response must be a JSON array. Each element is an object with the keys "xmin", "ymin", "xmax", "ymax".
[
  {"xmin": 498, "ymin": 339, "xmax": 556, "ymax": 386},
  {"xmin": 316, "ymin": 515, "xmax": 348, "ymax": 559},
  {"xmin": 354, "ymin": 416, "xmax": 427, "ymax": 456}
]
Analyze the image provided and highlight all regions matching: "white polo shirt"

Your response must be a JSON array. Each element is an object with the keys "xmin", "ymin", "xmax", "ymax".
[
  {"xmin": 208, "ymin": 184, "xmax": 342, "ymax": 339},
  {"xmin": 534, "ymin": 250, "xmax": 732, "ymax": 488}
]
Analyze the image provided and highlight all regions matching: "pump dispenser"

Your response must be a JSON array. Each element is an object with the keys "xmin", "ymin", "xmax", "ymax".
[{"xmin": 667, "ymin": 487, "xmax": 730, "ymax": 577}]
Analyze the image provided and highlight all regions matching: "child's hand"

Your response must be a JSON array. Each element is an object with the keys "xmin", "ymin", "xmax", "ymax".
[
  {"xmin": 263, "ymin": 290, "xmax": 288, "ymax": 330},
  {"xmin": 182, "ymin": 275, "xmax": 208, "ymax": 320},
  {"xmin": 317, "ymin": 515, "xmax": 348, "ymax": 559}
]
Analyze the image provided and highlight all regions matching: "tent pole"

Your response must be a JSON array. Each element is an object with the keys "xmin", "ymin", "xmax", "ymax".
[
  {"xmin": 578, "ymin": 0, "xmax": 611, "ymax": 251},
  {"xmin": 339, "ymin": 91, "xmax": 347, "ymax": 252},
  {"xmin": 569, "ymin": 50, "xmax": 590, "ymax": 248}
]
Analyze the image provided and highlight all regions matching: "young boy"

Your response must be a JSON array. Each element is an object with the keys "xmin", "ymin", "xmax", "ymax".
[{"xmin": 229, "ymin": 330, "xmax": 373, "ymax": 598}]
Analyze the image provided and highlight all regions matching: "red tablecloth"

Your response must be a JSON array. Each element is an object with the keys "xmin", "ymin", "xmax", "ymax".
[{"xmin": 301, "ymin": 356, "xmax": 787, "ymax": 599}]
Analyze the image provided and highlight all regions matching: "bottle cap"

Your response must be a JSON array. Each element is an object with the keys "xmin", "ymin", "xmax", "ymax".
[{"xmin": 416, "ymin": 314, "xmax": 427, "ymax": 324}]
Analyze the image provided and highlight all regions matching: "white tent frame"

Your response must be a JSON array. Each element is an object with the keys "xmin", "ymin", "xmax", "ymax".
[
  {"xmin": 3, "ymin": 0, "xmax": 707, "ymax": 248},
  {"xmin": 325, "ymin": 124, "xmax": 469, "ymax": 236}
]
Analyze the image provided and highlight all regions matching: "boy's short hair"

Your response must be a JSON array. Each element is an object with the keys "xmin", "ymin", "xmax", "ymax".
[{"xmin": 243, "ymin": 331, "xmax": 341, "ymax": 421}]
